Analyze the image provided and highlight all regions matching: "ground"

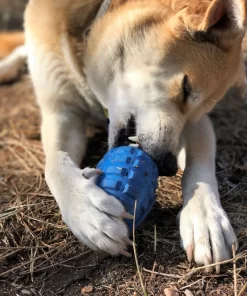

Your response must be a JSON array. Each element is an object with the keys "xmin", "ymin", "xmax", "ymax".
[
  {"xmin": 0, "ymin": 68, "xmax": 247, "ymax": 296},
  {"xmin": 0, "ymin": 3, "xmax": 247, "ymax": 296}
]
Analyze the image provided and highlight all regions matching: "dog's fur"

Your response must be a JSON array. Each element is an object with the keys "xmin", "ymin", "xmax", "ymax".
[{"xmin": 1, "ymin": 0, "xmax": 246, "ymax": 270}]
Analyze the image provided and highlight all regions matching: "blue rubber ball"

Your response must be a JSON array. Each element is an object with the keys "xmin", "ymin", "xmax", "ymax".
[{"xmin": 96, "ymin": 146, "xmax": 159, "ymax": 230}]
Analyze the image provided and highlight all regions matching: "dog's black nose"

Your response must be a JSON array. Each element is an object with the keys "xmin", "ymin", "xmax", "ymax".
[{"xmin": 156, "ymin": 152, "xmax": 178, "ymax": 176}]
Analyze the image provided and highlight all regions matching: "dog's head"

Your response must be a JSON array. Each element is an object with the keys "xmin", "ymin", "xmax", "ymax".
[{"xmin": 84, "ymin": 0, "xmax": 247, "ymax": 175}]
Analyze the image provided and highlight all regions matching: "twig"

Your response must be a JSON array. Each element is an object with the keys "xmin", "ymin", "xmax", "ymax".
[
  {"xmin": 6, "ymin": 146, "xmax": 31, "ymax": 171},
  {"xmin": 29, "ymin": 193, "xmax": 53, "ymax": 197},
  {"xmin": 232, "ymin": 244, "xmax": 237, "ymax": 296},
  {"xmin": 178, "ymin": 252, "xmax": 246, "ymax": 284},
  {"xmin": 0, "ymin": 250, "xmax": 20, "ymax": 262},
  {"xmin": 154, "ymin": 225, "xmax": 157, "ymax": 253},
  {"xmin": 238, "ymin": 282, "xmax": 247, "ymax": 296},
  {"xmin": 0, "ymin": 246, "xmax": 52, "ymax": 250},
  {"xmin": 178, "ymin": 270, "xmax": 203, "ymax": 284},
  {"xmin": 222, "ymin": 183, "xmax": 241, "ymax": 198},
  {"xmin": 20, "ymin": 250, "xmax": 93, "ymax": 274},
  {"xmin": 132, "ymin": 200, "xmax": 148, "ymax": 296},
  {"xmin": 20, "ymin": 243, "xmax": 70, "ymax": 275},
  {"xmin": 161, "ymin": 179, "xmax": 181, "ymax": 190},
  {"xmin": 2, "ymin": 139, "xmax": 44, "ymax": 170},
  {"xmin": 30, "ymin": 245, "xmax": 38, "ymax": 282},
  {"xmin": 0, "ymin": 247, "xmax": 60, "ymax": 277},
  {"xmin": 19, "ymin": 141, "xmax": 44, "ymax": 170},
  {"xmin": 180, "ymin": 278, "xmax": 203, "ymax": 290},
  {"xmin": 184, "ymin": 253, "xmax": 245, "ymax": 273},
  {"xmin": 143, "ymin": 268, "xmax": 181, "ymax": 279},
  {"xmin": 149, "ymin": 262, "xmax": 157, "ymax": 283}
]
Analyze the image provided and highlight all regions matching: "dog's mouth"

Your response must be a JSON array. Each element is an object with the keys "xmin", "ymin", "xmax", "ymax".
[
  {"xmin": 113, "ymin": 115, "xmax": 140, "ymax": 148},
  {"xmin": 111, "ymin": 116, "xmax": 178, "ymax": 176}
]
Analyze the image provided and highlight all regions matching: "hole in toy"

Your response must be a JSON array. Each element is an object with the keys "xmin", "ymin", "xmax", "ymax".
[
  {"xmin": 121, "ymin": 168, "xmax": 127, "ymax": 176},
  {"xmin": 115, "ymin": 181, "xmax": 122, "ymax": 191},
  {"xmin": 126, "ymin": 157, "xmax": 131, "ymax": 164}
]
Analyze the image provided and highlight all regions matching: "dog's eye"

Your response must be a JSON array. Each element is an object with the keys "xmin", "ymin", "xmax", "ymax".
[
  {"xmin": 85, "ymin": 28, "xmax": 91, "ymax": 37},
  {"xmin": 182, "ymin": 75, "xmax": 191, "ymax": 102}
]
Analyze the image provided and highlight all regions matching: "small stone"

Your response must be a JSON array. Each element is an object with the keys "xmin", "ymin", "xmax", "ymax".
[
  {"xmin": 164, "ymin": 288, "xmax": 179, "ymax": 296},
  {"xmin": 81, "ymin": 285, "xmax": 94, "ymax": 294},
  {"xmin": 21, "ymin": 290, "xmax": 31, "ymax": 295}
]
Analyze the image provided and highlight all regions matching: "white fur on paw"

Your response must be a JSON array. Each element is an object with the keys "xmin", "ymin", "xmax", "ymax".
[
  {"xmin": 46, "ymin": 163, "xmax": 131, "ymax": 257},
  {"xmin": 179, "ymin": 189, "xmax": 238, "ymax": 271}
]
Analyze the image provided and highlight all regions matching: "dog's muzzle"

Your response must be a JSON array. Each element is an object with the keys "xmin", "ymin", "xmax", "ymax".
[{"xmin": 112, "ymin": 116, "xmax": 178, "ymax": 177}]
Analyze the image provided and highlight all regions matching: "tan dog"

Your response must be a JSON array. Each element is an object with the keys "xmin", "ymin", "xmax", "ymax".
[{"xmin": 0, "ymin": 0, "xmax": 246, "ymax": 271}]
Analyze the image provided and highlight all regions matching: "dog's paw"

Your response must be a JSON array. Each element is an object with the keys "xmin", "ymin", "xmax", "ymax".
[
  {"xmin": 178, "ymin": 189, "xmax": 238, "ymax": 272},
  {"xmin": 48, "ymin": 165, "xmax": 132, "ymax": 256}
]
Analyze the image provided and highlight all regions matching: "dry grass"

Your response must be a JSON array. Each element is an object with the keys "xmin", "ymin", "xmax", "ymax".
[{"xmin": 0, "ymin": 76, "xmax": 246, "ymax": 296}]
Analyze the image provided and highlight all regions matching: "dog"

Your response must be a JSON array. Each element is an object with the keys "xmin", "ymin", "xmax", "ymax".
[{"xmin": 0, "ymin": 0, "xmax": 246, "ymax": 271}]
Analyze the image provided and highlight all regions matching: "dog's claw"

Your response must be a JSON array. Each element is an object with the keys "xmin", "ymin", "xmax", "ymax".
[
  {"xmin": 123, "ymin": 237, "xmax": 133, "ymax": 246},
  {"xmin": 82, "ymin": 168, "xmax": 102, "ymax": 179},
  {"xmin": 215, "ymin": 262, "xmax": 220, "ymax": 274},
  {"xmin": 121, "ymin": 211, "xmax": 134, "ymax": 219},
  {"xmin": 119, "ymin": 249, "xmax": 132, "ymax": 257},
  {"xmin": 204, "ymin": 255, "xmax": 212, "ymax": 272},
  {"xmin": 186, "ymin": 244, "xmax": 194, "ymax": 263}
]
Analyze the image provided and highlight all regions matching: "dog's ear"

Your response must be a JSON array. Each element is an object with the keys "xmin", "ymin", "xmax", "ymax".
[
  {"xmin": 200, "ymin": 0, "xmax": 247, "ymax": 32},
  {"xmin": 180, "ymin": 0, "xmax": 247, "ymax": 48},
  {"xmin": 109, "ymin": 0, "xmax": 130, "ymax": 10}
]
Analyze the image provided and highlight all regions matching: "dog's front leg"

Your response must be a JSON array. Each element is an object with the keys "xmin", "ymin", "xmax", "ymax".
[
  {"xmin": 178, "ymin": 115, "xmax": 238, "ymax": 271},
  {"xmin": 42, "ymin": 108, "xmax": 131, "ymax": 256}
]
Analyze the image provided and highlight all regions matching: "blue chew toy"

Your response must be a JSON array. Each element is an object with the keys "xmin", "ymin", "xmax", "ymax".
[{"xmin": 96, "ymin": 146, "xmax": 158, "ymax": 230}]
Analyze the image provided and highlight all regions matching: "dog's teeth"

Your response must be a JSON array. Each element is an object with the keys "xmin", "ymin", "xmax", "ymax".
[
  {"xmin": 128, "ymin": 136, "xmax": 139, "ymax": 143},
  {"xmin": 129, "ymin": 143, "xmax": 139, "ymax": 148}
]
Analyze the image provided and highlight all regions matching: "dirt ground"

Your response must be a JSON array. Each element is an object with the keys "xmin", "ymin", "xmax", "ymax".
[
  {"xmin": 0, "ymin": 68, "xmax": 247, "ymax": 296},
  {"xmin": 0, "ymin": 2, "xmax": 247, "ymax": 296}
]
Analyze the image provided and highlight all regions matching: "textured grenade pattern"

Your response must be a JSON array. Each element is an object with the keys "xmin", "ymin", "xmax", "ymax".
[{"xmin": 96, "ymin": 146, "xmax": 159, "ymax": 230}]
